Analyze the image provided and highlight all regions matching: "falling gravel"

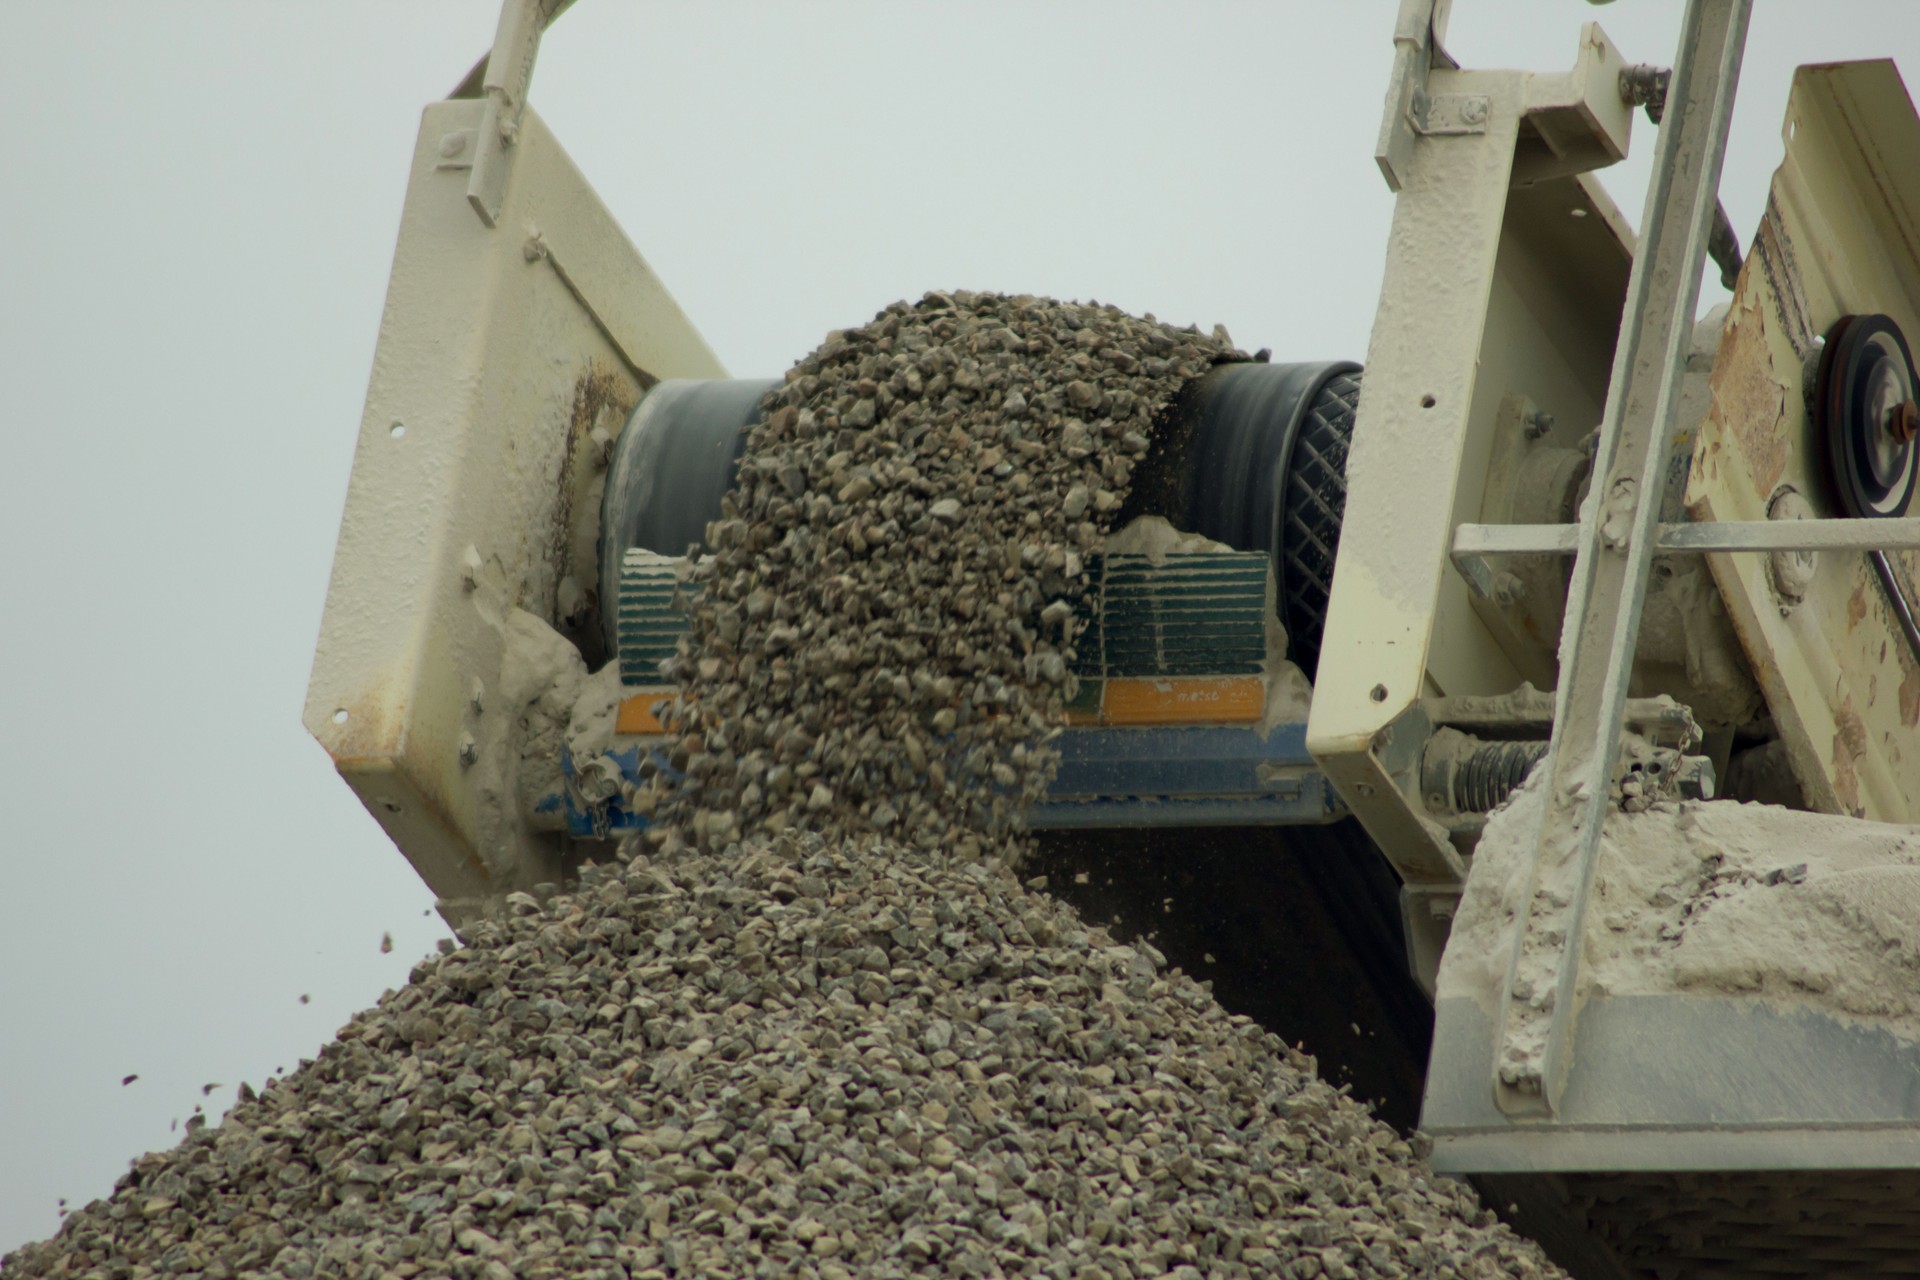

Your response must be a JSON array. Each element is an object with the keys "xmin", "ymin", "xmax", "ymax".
[
  {"xmin": 643, "ymin": 290, "xmax": 1238, "ymax": 859},
  {"xmin": 6, "ymin": 292, "xmax": 1562, "ymax": 1279}
]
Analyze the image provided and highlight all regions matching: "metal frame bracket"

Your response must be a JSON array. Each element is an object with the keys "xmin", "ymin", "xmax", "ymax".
[
  {"xmin": 468, "ymin": 0, "xmax": 571, "ymax": 227},
  {"xmin": 1418, "ymin": 92, "xmax": 1491, "ymax": 136},
  {"xmin": 1376, "ymin": 0, "xmax": 1459, "ymax": 190}
]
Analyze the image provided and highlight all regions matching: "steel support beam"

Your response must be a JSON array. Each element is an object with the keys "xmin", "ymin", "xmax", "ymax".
[
  {"xmin": 1454, "ymin": 516, "xmax": 1920, "ymax": 557},
  {"xmin": 1492, "ymin": 0, "xmax": 1751, "ymax": 1117}
]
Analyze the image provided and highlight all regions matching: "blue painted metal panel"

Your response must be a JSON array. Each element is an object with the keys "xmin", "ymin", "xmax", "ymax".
[
  {"xmin": 549, "ymin": 744, "xmax": 665, "ymax": 840},
  {"xmin": 1030, "ymin": 723, "xmax": 1346, "ymax": 828},
  {"xmin": 1023, "ymin": 794, "xmax": 1340, "ymax": 829},
  {"xmin": 545, "ymin": 721, "xmax": 1344, "ymax": 839}
]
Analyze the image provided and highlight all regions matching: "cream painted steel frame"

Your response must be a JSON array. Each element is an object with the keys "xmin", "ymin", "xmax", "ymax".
[
  {"xmin": 1307, "ymin": 25, "xmax": 1637, "ymax": 894},
  {"xmin": 1686, "ymin": 61, "xmax": 1920, "ymax": 825},
  {"xmin": 303, "ymin": 97, "xmax": 724, "ymax": 911}
]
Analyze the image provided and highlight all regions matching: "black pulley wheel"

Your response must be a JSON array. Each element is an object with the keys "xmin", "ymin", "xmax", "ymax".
[
  {"xmin": 599, "ymin": 378, "xmax": 778, "ymax": 654},
  {"xmin": 608, "ymin": 364, "xmax": 1367, "ymax": 680},
  {"xmin": 1816, "ymin": 313, "xmax": 1920, "ymax": 519},
  {"xmin": 1275, "ymin": 370, "xmax": 1361, "ymax": 680}
]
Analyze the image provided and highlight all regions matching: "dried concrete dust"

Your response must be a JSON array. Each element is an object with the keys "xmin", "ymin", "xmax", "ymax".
[
  {"xmin": 7, "ymin": 293, "xmax": 1559, "ymax": 1279},
  {"xmin": 1450, "ymin": 777, "xmax": 1920, "ymax": 1036}
]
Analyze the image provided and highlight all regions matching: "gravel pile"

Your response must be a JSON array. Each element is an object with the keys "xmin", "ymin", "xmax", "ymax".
[
  {"xmin": 6, "ymin": 841, "xmax": 1552, "ymax": 1280},
  {"xmin": 6, "ymin": 293, "xmax": 1563, "ymax": 1279}
]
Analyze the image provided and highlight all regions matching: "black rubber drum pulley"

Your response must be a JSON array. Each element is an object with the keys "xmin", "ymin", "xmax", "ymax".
[
  {"xmin": 602, "ymin": 364, "xmax": 1365, "ymax": 678},
  {"xmin": 1816, "ymin": 313, "xmax": 1920, "ymax": 519},
  {"xmin": 1143, "ymin": 361, "xmax": 1363, "ymax": 680},
  {"xmin": 599, "ymin": 378, "xmax": 778, "ymax": 654}
]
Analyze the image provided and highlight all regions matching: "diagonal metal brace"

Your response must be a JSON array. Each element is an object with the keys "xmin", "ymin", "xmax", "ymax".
[
  {"xmin": 1492, "ymin": 0, "xmax": 1751, "ymax": 1118},
  {"xmin": 1375, "ymin": 0, "xmax": 1460, "ymax": 190},
  {"xmin": 467, "ymin": 0, "xmax": 573, "ymax": 228}
]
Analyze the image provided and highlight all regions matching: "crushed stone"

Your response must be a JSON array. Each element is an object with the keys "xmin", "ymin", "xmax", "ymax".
[
  {"xmin": 644, "ymin": 291, "xmax": 1246, "ymax": 859},
  {"xmin": 6, "ymin": 292, "xmax": 1561, "ymax": 1279},
  {"xmin": 7, "ymin": 842, "xmax": 1552, "ymax": 1280}
]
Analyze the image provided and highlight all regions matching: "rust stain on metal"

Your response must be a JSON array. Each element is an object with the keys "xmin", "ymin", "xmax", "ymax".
[
  {"xmin": 1899, "ymin": 663, "xmax": 1920, "ymax": 728},
  {"xmin": 568, "ymin": 364, "xmax": 634, "ymax": 461},
  {"xmin": 1831, "ymin": 694, "xmax": 1870, "ymax": 817},
  {"xmin": 550, "ymin": 362, "xmax": 637, "ymax": 626},
  {"xmin": 1876, "ymin": 557, "xmax": 1920, "ymax": 725},
  {"xmin": 318, "ymin": 682, "xmax": 404, "ymax": 763},
  {"xmin": 1751, "ymin": 195, "xmax": 1815, "ymax": 358},
  {"xmin": 1688, "ymin": 65, "xmax": 1920, "ymax": 825},
  {"xmin": 1703, "ymin": 293, "xmax": 1792, "ymax": 503}
]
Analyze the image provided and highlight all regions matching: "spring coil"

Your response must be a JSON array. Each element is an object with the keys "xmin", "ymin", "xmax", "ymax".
[{"xmin": 1452, "ymin": 739, "xmax": 1550, "ymax": 814}]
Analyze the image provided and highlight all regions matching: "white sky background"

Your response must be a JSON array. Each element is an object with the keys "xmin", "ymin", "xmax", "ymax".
[{"xmin": 3, "ymin": 0, "xmax": 1918, "ymax": 1254}]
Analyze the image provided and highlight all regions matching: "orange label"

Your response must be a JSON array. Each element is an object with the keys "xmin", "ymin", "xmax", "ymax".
[
  {"xmin": 616, "ymin": 692, "xmax": 672, "ymax": 736},
  {"xmin": 1100, "ymin": 677, "xmax": 1264, "ymax": 726}
]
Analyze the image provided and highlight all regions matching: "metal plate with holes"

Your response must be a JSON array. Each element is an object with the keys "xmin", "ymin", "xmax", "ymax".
[
  {"xmin": 1684, "ymin": 61, "xmax": 1920, "ymax": 821},
  {"xmin": 1309, "ymin": 24, "xmax": 1637, "ymax": 894},
  {"xmin": 303, "ymin": 99, "xmax": 725, "ymax": 909}
]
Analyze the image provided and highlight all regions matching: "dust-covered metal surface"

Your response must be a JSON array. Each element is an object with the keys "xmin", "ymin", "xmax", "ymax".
[
  {"xmin": 302, "ymin": 97, "xmax": 723, "ymax": 915},
  {"xmin": 1425, "ymin": 752, "xmax": 1920, "ymax": 1271},
  {"xmin": 1310, "ymin": 24, "xmax": 1636, "ymax": 896},
  {"xmin": 1685, "ymin": 60, "xmax": 1920, "ymax": 820}
]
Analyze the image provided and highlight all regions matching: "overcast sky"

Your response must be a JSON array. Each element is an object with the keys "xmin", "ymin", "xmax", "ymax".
[{"xmin": 5, "ymin": 0, "xmax": 1920, "ymax": 1255}]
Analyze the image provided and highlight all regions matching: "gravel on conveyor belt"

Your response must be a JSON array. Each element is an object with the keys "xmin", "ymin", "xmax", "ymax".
[
  {"xmin": 645, "ymin": 290, "xmax": 1240, "ymax": 858},
  {"xmin": 5, "ymin": 292, "xmax": 1562, "ymax": 1280}
]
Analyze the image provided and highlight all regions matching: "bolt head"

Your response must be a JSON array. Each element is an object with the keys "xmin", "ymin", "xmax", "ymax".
[
  {"xmin": 1890, "ymin": 399, "xmax": 1920, "ymax": 444},
  {"xmin": 1766, "ymin": 488, "xmax": 1816, "ymax": 605}
]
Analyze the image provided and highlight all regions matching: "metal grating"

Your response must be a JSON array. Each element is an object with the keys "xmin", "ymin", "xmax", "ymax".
[
  {"xmin": 615, "ymin": 549, "xmax": 688, "ymax": 686},
  {"xmin": 1072, "ymin": 552, "xmax": 1269, "ymax": 678},
  {"xmin": 616, "ymin": 548, "xmax": 1272, "ymax": 689}
]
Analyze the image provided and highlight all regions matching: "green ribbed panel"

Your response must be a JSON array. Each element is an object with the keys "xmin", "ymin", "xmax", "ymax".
[
  {"xmin": 617, "ymin": 550, "xmax": 689, "ymax": 687},
  {"xmin": 1072, "ymin": 552, "xmax": 1270, "ymax": 678},
  {"xmin": 616, "ymin": 549, "xmax": 1268, "ymax": 686}
]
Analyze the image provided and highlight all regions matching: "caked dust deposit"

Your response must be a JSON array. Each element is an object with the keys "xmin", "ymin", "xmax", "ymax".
[
  {"xmin": 1451, "ymin": 773, "xmax": 1920, "ymax": 1033},
  {"xmin": 6, "ymin": 293, "xmax": 1560, "ymax": 1280}
]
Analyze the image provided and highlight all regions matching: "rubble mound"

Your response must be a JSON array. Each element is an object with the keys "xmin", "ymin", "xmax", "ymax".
[{"xmin": 6, "ymin": 293, "xmax": 1560, "ymax": 1280}]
